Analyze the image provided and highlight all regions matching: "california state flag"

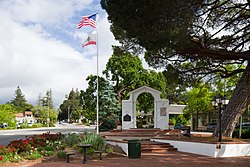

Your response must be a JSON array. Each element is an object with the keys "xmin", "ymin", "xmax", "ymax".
[{"xmin": 82, "ymin": 30, "xmax": 97, "ymax": 48}]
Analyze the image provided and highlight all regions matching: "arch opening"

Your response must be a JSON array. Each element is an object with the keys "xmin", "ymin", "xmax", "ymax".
[{"xmin": 136, "ymin": 92, "xmax": 154, "ymax": 128}]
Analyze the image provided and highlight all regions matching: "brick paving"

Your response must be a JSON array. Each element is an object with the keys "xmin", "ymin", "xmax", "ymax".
[{"xmin": 16, "ymin": 151, "xmax": 250, "ymax": 167}]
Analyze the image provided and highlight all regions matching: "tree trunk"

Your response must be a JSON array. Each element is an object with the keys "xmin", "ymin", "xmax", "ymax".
[{"xmin": 222, "ymin": 62, "xmax": 250, "ymax": 137}]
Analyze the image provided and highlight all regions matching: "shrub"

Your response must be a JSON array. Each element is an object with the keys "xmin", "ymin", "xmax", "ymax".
[
  {"xmin": 57, "ymin": 150, "xmax": 66, "ymax": 159},
  {"xmin": 2, "ymin": 153, "xmax": 22, "ymax": 163},
  {"xmin": 106, "ymin": 145, "xmax": 113, "ymax": 153},
  {"xmin": 99, "ymin": 118, "xmax": 116, "ymax": 132},
  {"xmin": 63, "ymin": 133, "xmax": 80, "ymax": 147},
  {"xmin": 25, "ymin": 151, "xmax": 42, "ymax": 160},
  {"xmin": 47, "ymin": 151, "xmax": 54, "ymax": 156},
  {"xmin": 40, "ymin": 150, "xmax": 54, "ymax": 157},
  {"xmin": 233, "ymin": 128, "xmax": 250, "ymax": 139},
  {"xmin": 44, "ymin": 146, "xmax": 54, "ymax": 152},
  {"xmin": 79, "ymin": 132, "xmax": 104, "ymax": 151},
  {"xmin": 31, "ymin": 123, "xmax": 43, "ymax": 128},
  {"xmin": 20, "ymin": 123, "xmax": 30, "ymax": 129}
]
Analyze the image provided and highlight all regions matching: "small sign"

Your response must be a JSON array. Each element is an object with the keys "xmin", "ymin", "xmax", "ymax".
[{"xmin": 123, "ymin": 114, "xmax": 131, "ymax": 121}]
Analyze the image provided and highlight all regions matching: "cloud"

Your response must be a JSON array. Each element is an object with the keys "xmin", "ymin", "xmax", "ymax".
[
  {"xmin": 0, "ymin": 0, "xmax": 119, "ymax": 107},
  {"xmin": 1, "ymin": 0, "xmax": 93, "ymax": 26}
]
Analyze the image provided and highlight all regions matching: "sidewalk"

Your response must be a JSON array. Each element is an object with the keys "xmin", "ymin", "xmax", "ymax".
[{"xmin": 19, "ymin": 151, "xmax": 250, "ymax": 167}]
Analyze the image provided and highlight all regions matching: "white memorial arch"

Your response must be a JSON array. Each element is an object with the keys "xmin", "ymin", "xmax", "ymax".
[{"xmin": 122, "ymin": 86, "xmax": 186, "ymax": 130}]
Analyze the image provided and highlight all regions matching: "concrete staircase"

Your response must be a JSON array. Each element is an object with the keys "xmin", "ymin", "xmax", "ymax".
[
  {"xmin": 102, "ymin": 128, "xmax": 181, "ymax": 140},
  {"xmin": 141, "ymin": 141, "xmax": 177, "ymax": 153},
  {"xmin": 102, "ymin": 129, "xmax": 178, "ymax": 153}
]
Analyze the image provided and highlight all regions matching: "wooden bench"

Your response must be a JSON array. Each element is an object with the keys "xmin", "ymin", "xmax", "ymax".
[
  {"xmin": 94, "ymin": 150, "xmax": 104, "ymax": 160},
  {"xmin": 66, "ymin": 152, "xmax": 75, "ymax": 163}
]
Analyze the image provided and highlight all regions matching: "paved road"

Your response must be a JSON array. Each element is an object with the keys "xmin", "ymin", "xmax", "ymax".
[{"xmin": 0, "ymin": 124, "xmax": 95, "ymax": 146}]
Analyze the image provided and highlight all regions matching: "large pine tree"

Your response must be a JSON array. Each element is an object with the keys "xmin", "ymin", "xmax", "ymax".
[
  {"xmin": 101, "ymin": 0, "xmax": 250, "ymax": 137},
  {"xmin": 10, "ymin": 86, "xmax": 32, "ymax": 111}
]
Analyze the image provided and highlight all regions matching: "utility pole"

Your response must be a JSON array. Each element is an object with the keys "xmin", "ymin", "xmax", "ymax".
[{"xmin": 68, "ymin": 106, "xmax": 70, "ymax": 123}]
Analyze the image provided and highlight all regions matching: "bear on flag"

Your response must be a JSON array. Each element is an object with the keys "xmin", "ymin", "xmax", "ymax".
[{"xmin": 82, "ymin": 30, "xmax": 96, "ymax": 48}]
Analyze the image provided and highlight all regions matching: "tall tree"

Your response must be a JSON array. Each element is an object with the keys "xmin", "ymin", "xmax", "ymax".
[
  {"xmin": 103, "ymin": 47, "xmax": 145, "ymax": 101},
  {"xmin": 99, "ymin": 80, "xmax": 120, "ymax": 131},
  {"xmin": 10, "ymin": 86, "xmax": 32, "ymax": 111},
  {"xmin": 31, "ymin": 105, "xmax": 57, "ymax": 125},
  {"xmin": 59, "ymin": 89, "xmax": 82, "ymax": 122},
  {"xmin": 80, "ymin": 75, "xmax": 120, "ymax": 131},
  {"xmin": 42, "ymin": 89, "xmax": 53, "ymax": 109},
  {"xmin": 101, "ymin": 0, "xmax": 250, "ymax": 137}
]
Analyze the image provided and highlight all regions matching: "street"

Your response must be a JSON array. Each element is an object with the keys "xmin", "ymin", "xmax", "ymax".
[{"xmin": 0, "ymin": 123, "xmax": 95, "ymax": 146}]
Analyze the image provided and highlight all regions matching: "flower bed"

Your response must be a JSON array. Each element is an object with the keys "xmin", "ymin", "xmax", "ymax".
[{"xmin": 0, "ymin": 131, "xmax": 63, "ymax": 163}]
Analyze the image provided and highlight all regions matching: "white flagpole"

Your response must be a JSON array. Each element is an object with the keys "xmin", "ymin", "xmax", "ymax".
[{"xmin": 96, "ymin": 13, "xmax": 99, "ymax": 134}]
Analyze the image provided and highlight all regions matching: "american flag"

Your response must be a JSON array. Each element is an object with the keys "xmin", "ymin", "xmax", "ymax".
[{"xmin": 78, "ymin": 14, "xmax": 96, "ymax": 29}]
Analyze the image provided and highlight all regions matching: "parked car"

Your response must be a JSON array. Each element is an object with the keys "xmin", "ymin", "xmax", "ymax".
[
  {"xmin": 236, "ymin": 122, "xmax": 250, "ymax": 129},
  {"xmin": 206, "ymin": 122, "xmax": 217, "ymax": 132},
  {"xmin": 174, "ymin": 124, "xmax": 183, "ymax": 129}
]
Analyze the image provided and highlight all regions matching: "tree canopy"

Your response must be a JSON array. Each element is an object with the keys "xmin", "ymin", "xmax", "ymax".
[
  {"xmin": 101, "ymin": 0, "xmax": 250, "ymax": 136},
  {"xmin": 10, "ymin": 86, "xmax": 33, "ymax": 112}
]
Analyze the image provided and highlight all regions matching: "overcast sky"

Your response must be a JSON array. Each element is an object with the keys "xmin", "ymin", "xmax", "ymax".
[{"xmin": 0, "ymin": 0, "xmax": 121, "ymax": 107}]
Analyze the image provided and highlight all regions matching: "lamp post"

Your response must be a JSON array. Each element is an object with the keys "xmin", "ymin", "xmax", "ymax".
[{"xmin": 211, "ymin": 94, "xmax": 229, "ymax": 142}]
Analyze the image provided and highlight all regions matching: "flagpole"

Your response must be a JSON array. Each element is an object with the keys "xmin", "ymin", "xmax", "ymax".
[{"xmin": 96, "ymin": 13, "xmax": 99, "ymax": 134}]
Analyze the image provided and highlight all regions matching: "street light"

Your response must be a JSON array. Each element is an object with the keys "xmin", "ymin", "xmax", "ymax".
[{"xmin": 211, "ymin": 94, "xmax": 229, "ymax": 142}]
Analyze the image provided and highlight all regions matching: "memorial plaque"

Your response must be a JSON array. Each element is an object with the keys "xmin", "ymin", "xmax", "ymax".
[
  {"xmin": 160, "ymin": 108, "xmax": 166, "ymax": 116},
  {"xmin": 123, "ymin": 114, "xmax": 131, "ymax": 121}
]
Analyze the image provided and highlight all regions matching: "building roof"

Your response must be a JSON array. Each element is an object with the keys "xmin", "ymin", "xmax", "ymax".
[
  {"xmin": 24, "ymin": 111, "xmax": 32, "ymax": 115},
  {"xmin": 15, "ymin": 113, "xmax": 24, "ymax": 117}
]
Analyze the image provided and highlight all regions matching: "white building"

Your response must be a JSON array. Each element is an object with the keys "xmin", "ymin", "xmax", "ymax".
[{"xmin": 15, "ymin": 110, "xmax": 36, "ymax": 126}]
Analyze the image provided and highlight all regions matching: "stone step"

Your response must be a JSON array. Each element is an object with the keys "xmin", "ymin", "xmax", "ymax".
[
  {"xmin": 141, "ymin": 147, "xmax": 177, "ymax": 153},
  {"xmin": 141, "ymin": 144, "xmax": 173, "ymax": 149},
  {"xmin": 140, "ymin": 141, "xmax": 177, "ymax": 153}
]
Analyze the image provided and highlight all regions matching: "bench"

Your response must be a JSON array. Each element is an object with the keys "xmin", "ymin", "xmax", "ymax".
[
  {"xmin": 66, "ymin": 152, "xmax": 75, "ymax": 163},
  {"xmin": 94, "ymin": 150, "xmax": 104, "ymax": 160}
]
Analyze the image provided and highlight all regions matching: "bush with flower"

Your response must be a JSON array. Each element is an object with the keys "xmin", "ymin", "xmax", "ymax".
[{"xmin": 0, "ymin": 131, "xmax": 64, "ymax": 164}]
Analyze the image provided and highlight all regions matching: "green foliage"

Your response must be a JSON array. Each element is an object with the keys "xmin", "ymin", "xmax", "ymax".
[
  {"xmin": 2, "ymin": 153, "xmax": 22, "ymax": 163},
  {"xmin": 57, "ymin": 150, "xmax": 66, "ymax": 159},
  {"xmin": 44, "ymin": 146, "xmax": 54, "ymax": 152},
  {"xmin": 102, "ymin": 0, "xmax": 250, "ymax": 136},
  {"xmin": 105, "ymin": 145, "xmax": 113, "ymax": 153},
  {"xmin": 20, "ymin": 123, "xmax": 30, "ymax": 129},
  {"xmin": 31, "ymin": 123, "xmax": 44, "ymax": 128},
  {"xmin": 24, "ymin": 151, "xmax": 42, "ymax": 160},
  {"xmin": 62, "ymin": 133, "xmax": 80, "ymax": 147},
  {"xmin": 103, "ymin": 48, "xmax": 145, "ymax": 100},
  {"xmin": 185, "ymin": 83, "xmax": 212, "ymax": 115},
  {"xmin": 80, "ymin": 76, "xmax": 120, "ymax": 131},
  {"xmin": 79, "ymin": 132, "xmax": 105, "ymax": 151},
  {"xmin": 41, "ymin": 89, "xmax": 54, "ymax": 109},
  {"xmin": 176, "ymin": 115, "xmax": 188, "ymax": 125},
  {"xmin": 0, "ymin": 104, "xmax": 17, "ymax": 128},
  {"xmin": 233, "ymin": 129, "xmax": 250, "ymax": 139},
  {"xmin": 40, "ymin": 150, "xmax": 54, "ymax": 157},
  {"xmin": 99, "ymin": 80, "xmax": 120, "ymax": 131},
  {"xmin": 10, "ymin": 86, "xmax": 33, "ymax": 112},
  {"xmin": 59, "ymin": 88, "xmax": 83, "ymax": 121},
  {"xmin": 31, "ymin": 105, "xmax": 57, "ymax": 126},
  {"xmin": 103, "ymin": 48, "xmax": 167, "ymax": 102}
]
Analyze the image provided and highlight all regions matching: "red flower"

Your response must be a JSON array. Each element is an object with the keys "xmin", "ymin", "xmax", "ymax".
[{"xmin": 0, "ymin": 156, "xmax": 3, "ymax": 161}]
